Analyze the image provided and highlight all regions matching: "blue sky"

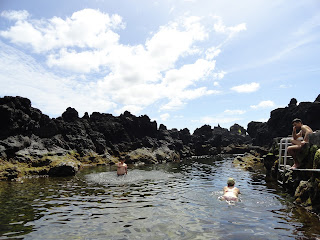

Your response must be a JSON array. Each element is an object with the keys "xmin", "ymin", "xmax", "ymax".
[{"xmin": 0, "ymin": 0, "xmax": 319, "ymax": 133}]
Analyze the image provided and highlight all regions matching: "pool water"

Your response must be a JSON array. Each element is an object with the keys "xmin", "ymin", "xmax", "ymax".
[{"xmin": 1, "ymin": 156, "xmax": 320, "ymax": 240}]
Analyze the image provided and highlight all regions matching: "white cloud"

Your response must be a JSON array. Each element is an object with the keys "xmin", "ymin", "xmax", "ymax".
[
  {"xmin": 213, "ymin": 16, "xmax": 246, "ymax": 35},
  {"xmin": 160, "ymin": 88, "xmax": 220, "ymax": 111},
  {"xmin": 231, "ymin": 82, "xmax": 260, "ymax": 93},
  {"xmin": 228, "ymin": 23, "xmax": 247, "ymax": 33},
  {"xmin": 1, "ymin": 10, "xmax": 29, "ymax": 21},
  {"xmin": 162, "ymin": 59, "xmax": 216, "ymax": 91},
  {"xmin": 224, "ymin": 109, "xmax": 246, "ymax": 115},
  {"xmin": 0, "ymin": 9, "xmax": 246, "ymax": 116},
  {"xmin": 213, "ymin": 70, "xmax": 226, "ymax": 80},
  {"xmin": 279, "ymin": 84, "xmax": 293, "ymax": 89},
  {"xmin": 250, "ymin": 100, "xmax": 275, "ymax": 109},
  {"xmin": 114, "ymin": 105, "xmax": 143, "ymax": 116},
  {"xmin": 47, "ymin": 48, "xmax": 107, "ymax": 73},
  {"xmin": 145, "ymin": 16, "xmax": 207, "ymax": 70},
  {"xmin": 0, "ymin": 41, "xmax": 116, "ymax": 116},
  {"xmin": 205, "ymin": 47, "xmax": 221, "ymax": 60},
  {"xmin": 160, "ymin": 98, "xmax": 185, "ymax": 111},
  {"xmin": 0, "ymin": 9, "xmax": 123, "ymax": 53},
  {"xmin": 257, "ymin": 118, "xmax": 268, "ymax": 122},
  {"xmin": 160, "ymin": 113, "xmax": 170, "ymax": 121},
  {"xmin": 195, "ymin": 116, "xmax": 242, "ymax": 125}
]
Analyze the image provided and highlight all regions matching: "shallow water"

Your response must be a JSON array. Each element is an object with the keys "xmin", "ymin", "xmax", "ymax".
[{"xmin": 1, "ymin": 156, "xmax": 320, "ymax": 240}]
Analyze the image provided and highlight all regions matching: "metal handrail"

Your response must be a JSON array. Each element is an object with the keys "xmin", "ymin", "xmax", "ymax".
[
  {"xmin": 278, "ymin": 136, "xmax": 320, "ymax": 172},
  {"xmin": 278, "ymin": 137, "xmax": 292, "ymax": 171}
]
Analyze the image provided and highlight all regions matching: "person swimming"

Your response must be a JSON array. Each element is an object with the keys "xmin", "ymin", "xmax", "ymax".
[{"xmin": 221, "ymin": 178, "xmax": 240, "ymax": 202}]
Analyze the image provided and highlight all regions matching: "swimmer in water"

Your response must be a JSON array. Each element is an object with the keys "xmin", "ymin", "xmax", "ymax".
[
  {"xmin": 117, "ymin": 158, "xmax": 127, "ymax": 176},
  {"xmin": 221, "ymin": 178, "xmax": 240, "ymax": 202}
]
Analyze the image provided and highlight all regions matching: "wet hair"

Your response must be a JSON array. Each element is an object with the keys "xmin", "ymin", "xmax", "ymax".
[
  {"xmin": 292, "ymin": 118, "xmax": 302, "ymax": 124},
  {"xmin": 227, "ymin": 178, "xmax": 235, "ymax": 186}
]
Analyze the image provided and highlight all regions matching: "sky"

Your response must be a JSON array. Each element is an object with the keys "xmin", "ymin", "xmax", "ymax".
[{"xmin": 0, "ymin": 0, "xmax": 319, "ymax": 133}]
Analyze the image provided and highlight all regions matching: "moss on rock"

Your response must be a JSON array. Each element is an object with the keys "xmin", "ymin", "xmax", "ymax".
[
  {"xmin": 233, "ymin": 153, "xmax": 263, "ymax": 171},
  {"xmin": 124, "ymin": 146, "xmax": 180, "ymax": 164},
  {"xmin": 313, "ymin": 149, "xmax": 320, "ymax": 169}
]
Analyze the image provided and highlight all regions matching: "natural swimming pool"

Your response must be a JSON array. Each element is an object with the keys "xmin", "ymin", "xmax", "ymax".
[{"xmin": 1, "ymin": 156, "xmax": 320, "ymax": 240}]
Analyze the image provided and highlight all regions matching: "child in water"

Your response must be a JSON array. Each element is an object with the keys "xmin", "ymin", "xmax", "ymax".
[
  {"xmin": 117, "ymin": 158, "xmax": 127, "ymax": 176},
  {"xmin": 221, "ymin": 178, "xmax": 240, "ymax": 201}
]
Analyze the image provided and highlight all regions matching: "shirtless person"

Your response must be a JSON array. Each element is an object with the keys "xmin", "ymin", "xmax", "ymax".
[
  {"xmin": 222, "ymin": 178, "xmax": 240, "ymax": 202},
  {"xmin": 287, "ymin": 118, "xmax": 313, "ymax": 169},
  {"xmin": 117, "ymin": 158, "xmax": 127, "ymax": 176}
]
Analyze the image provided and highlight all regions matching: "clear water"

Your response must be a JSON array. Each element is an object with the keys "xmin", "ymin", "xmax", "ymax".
[{"xmin": 1, "ymin": 156, "xmax": 320, "ymax": 240}]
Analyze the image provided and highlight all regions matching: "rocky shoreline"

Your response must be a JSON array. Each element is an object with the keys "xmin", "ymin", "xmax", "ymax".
[
  {"xmin": 0, "ymin": 96, "xmax": 260, "ymax": 180},
  {"xmin": 1, "ymin": 94, "xmax": 320, "ymax": 215}
]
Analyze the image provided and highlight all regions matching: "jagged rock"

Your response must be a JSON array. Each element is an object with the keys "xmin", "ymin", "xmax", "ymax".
[
  {"xmin": 263, "ymin": 153, "xmax": 277, "ymax": 173},
  {"xmin": 0, "ymin": 145, "xmax": 6, "ymax": 159},
  {"xmin": 31, "ymin": 157, "xmax": 52, "ymax": 167},
  {"xmin": 247, "ymin": 122, "xmax": 271, "ymax": 146},
  {"xmin": 230, "ymin": 123, "xmax": 246, "ymax": 135},
  {"xmin": 126, "ymin": 148, "xmax": 158, "ymax": 164},
  {"xmin": 159, "ymin": 124, "xmax": 167, "ymax": 130},
  {"xmin": 248, "ymin": 96, "xmax": 320, "ymax": 146},
  {"xmin": 193, "ymin": 125, "xmax": 213, "ymax": 139},
  {"xmin": 0, "ymin": 166, "xmax": 20, "ymax": 180},
  {"xmin": 154, "ymin": 146, "xmax": 180, "ymax": 162},
  {"xmin": 0, "ymin": 135, "xmax": 31, "ymax": 158},
  {"xmin": 62, "ymin": 107, "xmax": 79, "ymax": 122},
  {"xmin": 194, "ymin": 143, "xmax": 211, "ymax": 156},
  {"xmin": 295, "ymin": 180, "xmax": 312, "ymax": 205},
  {"xmin": 48, "ymin": 161, "xmax": 80, "ymax": 177},
  {"xmin": 0, "ymin": 96, "xmax": 257, "ymax": 180},
  {"xmin": 222, "ymin": 144, "xmax": 250, "ymax": 154},
  {"xmin": 0, "ymin": 96, "xmax": 253, "ymax": 164},
  {"xmin": 283, "ymin": 169, "xmax": 300, "ymax": 192},
  {"xmin": 82, "ymin": 112, "xmax": 90, "ymax": 120},
  {"xmin": 179, "ymin": 128, "xmax": 191, "ymax": 144},
  {"xmin": 309, "ymin": 131, "xmax": 320, "ymax": 146},
  {"xmin": 288, "ymin": 98, "xmax": 297, "ymax": 107},
  {"xmin": 0, "ymin": 96, "xmax": 47, "ymax": 139}
]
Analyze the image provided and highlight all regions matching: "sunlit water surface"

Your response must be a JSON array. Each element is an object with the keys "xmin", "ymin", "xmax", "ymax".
[{"xmin": 1, "ymin": 156, "xmax": 320, "ymax": 240}]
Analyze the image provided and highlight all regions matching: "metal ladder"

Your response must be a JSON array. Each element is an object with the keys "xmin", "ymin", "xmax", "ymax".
[{"xmin": 277, "ymin": 137, "xmax": 293, "ymax": 184}]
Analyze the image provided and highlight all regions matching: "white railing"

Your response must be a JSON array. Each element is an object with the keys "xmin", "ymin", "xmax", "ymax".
[
  {"xmin": 277, "ymin": 135, "xmax": 320, "ymax": 179},
  {"xmin": 278, "ymin": 137, "xmax": 293, "ymax": 173},
  {"xmin": 277, "ymin": 137, "xmax": 294, "ymax": 184}
]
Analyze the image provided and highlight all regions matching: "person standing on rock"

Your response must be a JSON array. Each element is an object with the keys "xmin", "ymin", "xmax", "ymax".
[
  {"xmin": 117, "ymin": 158, "xmax": 127, "ymax": 176},
  {"xmin": 287, "ymin": 118, "xmax": 313, "ymax": 169}
]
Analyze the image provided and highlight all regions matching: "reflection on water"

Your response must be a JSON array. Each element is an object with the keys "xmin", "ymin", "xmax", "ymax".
[{"xmin": 0, "ymin": 156, "xmax": 320, "ymax": 240}]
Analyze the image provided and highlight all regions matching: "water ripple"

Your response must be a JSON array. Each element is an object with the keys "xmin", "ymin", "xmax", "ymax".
[{"xmin": 1, "ymin": 158, "xmax": 320, "ymax": 240}]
